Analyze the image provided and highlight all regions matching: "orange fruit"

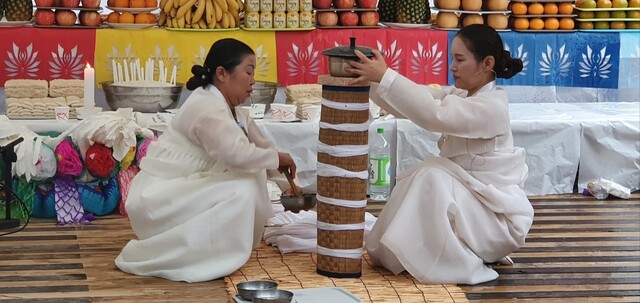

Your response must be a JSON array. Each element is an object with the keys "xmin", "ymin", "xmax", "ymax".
[
  {"xmin": 544, "ymin": 3, "xmax": 558, "ymax": 15},
  {"xmin": 511, "ymin": 2, "xmax": 528, "ymax": 15},
  {"xmin": 545, "ymin": 17, "xmax": 560, "ymax": 30},
  {"xmin": 559, "ymin": 17, "xmax": 574, "ymax": 30},
  {"xmin": 145, "ymin": 0, "xmax": 157, "ymax": 7},
  {"xmin": 135, "ymin": 12, "xmax": 156, "ymax": 23},
  {"xmin": 114, "ymin": 0, "xmax": 128, "ymax": 7},
  {"xmin": 529, "ymin": 17, "xmax": 545, "ymax": 29},
  {"xmin": 513, "ymin": 17, "xmax": 529, "ymax": 29},
  {"xmin": 528, "ymin": 3, "xmax": 544, "ymax": 15},
  {"xmin": 130, "ymin": 0, "xmax": 146, "ymax": 8},
  {"xmin": 579, "ymin": 21, "xmax": 594, "ymax": 29},
  {"xmin": 106, "ymin": 12, "xmax": 120, "ymax": 23},
  {"xmin": 119, "ymin": 11, "xmax": 135, "ymax": 23},
  {"xmin": 558, "ymin": 2, "xmax": 573, "ymax": 14}
]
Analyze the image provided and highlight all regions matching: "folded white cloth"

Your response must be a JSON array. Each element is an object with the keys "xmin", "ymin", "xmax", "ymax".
[{"xmin": 264, "ymin": 203, "xmax": 378, "ymax": 254}]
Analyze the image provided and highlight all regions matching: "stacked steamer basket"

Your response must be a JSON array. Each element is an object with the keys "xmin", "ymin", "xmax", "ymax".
[{"xmin": 316, "ymin": 37, "xmax": 373, "ymax": 278}]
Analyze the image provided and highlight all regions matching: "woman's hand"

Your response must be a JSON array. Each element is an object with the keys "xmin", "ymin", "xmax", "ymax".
[
  {"xmin": 277, "ymin": 152, "xmax": 297, "ymax": 177},
  {"xmin": 346, "ymin": 49, "xmax": 388, "ymax": 86}
]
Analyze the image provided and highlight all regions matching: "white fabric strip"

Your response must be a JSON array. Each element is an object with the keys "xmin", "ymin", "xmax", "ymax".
[
  {"xmin": 319, "ymin": 121, "xmax": 370, "ymax": 132},
  {"xmin": 316, "ymin": 194, "xmax": 367, "ymax": 208},
  {"xmin": 317, "ymin": 142, "xmax": 368, "ymax": 157},
  {"xmin": 316, "ymin": 162, "xmax": 368, "ymax": 180},
  {"xmin": 317, "ymin": 245, "xmax": 363, "ymax": 259},
  {"xmin": 317, "ymin": 221, "xmax": 365, "ymax": 231},
  {"xmin": 321, "ymin": 98, "xmax": 369, "ymax": 111}
]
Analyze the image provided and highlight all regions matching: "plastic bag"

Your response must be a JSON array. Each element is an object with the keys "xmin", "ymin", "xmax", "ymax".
[{"xmin": 586, "ymin": 178, "xmax": 631, "ymax": 200}]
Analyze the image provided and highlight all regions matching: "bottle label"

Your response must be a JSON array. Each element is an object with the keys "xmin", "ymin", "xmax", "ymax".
[{"xmin": 369, "ymin": 156, "xmax": 391, "ymax": 186}]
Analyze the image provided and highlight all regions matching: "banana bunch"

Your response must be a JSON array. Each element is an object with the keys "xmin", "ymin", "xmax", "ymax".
[{"xmin": 158, "ymin": 0, "xmax": 244, "ymax": 29}]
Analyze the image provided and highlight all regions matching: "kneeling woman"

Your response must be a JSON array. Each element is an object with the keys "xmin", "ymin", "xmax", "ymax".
[
  {"xmin": 347, "ymin": 25, "xmax": 534, "ymax": 285},
  {"xmin": 116, "ymin": 39, "xmax": 297, "ymax": 282}
]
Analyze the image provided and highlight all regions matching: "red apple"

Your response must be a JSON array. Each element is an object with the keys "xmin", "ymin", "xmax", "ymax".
[
  {"xmin": 314, "ymin": 0, "xmax": 333, "ymax": 9},
  {"xmin": 55, "ymin": 10, "xmax": 78, "ymax": 26},
  {"xmin": 340, "ymin": 11, "xmax": 359, "ymax": 26},
  {"xmin": 359, "ymin": 11, "xmax": 378, "ymax": 26},
  {"xmin": 61, "ymin": 0, "xmax": 81, "ymax": 8},
  {"xmin": 79, "ymin": 11, "xmax": 101, "ymax": 26},
  {"xmin": 357, "ymin": 0, "xmax": 376, "ymax": 8},
  {"xmin": 81, "ymin": 0, "xmax": 101, "ymax": 8},
  {"xmin": 317, "ymin": 11, "xmax": 338, "ymax": 26},
  {"xmin": 35, "ymin": 0, "xmax": 55, "ymax": 6},
  {"xmin": 34, "ymin": 9, "xmax": 56, "ymax": 25},
  {"xmin": 334, "ymin": 0, "xmax": 355, "ymax": 9}
]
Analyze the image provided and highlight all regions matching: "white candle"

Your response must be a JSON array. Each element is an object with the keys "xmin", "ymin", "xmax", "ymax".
[
  {"xmin": 159, "ymin": 60, "xmax": 164, "ymax": 83},
  {"xmin": 163, "ymin": 67, "xmax": 168, "ymax": 84},
  {"xmin": 170, "ymin": 65, "xmax": 177, "ymax": 86},
  {"xmin": 136, "ymin": 59, "xmax": 142, "ymax": 81},
  {"xmin": 123, "ymin": 59, "xmax": 129, "ymax": 82},
  {"xmin": 84, "ymin": 63, "xmax": 95, "ymax": 108},
  {"xmin": 111, "ymin": 59, "xmax": 117, "ymax": 83},
  {"xmin": 151, "ymin": 59, "xmax": 155, "ymax": 82},
  {"xmin": 117, "ymin": 63, "xmax": 124, "ymax": 85}
]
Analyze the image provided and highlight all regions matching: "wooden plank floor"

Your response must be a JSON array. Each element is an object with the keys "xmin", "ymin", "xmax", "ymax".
[
  {"xmin": 461, "ymin": 194, "xmax": 640, "ymax": 302},
  {"xmin": 0, "ymin": 194, "xmax": 638, "ymax": 302}
]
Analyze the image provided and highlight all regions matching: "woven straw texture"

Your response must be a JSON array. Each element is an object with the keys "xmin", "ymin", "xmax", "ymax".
[
  {"xmin": 317, "ymin": 176, "xmax": 367, "ymax": 202},
  {"xmin": 317, "ymin": 229, "xmax": 363, "ymax": 249},
  {"xmin": 225, "ymin": 241, "xmax": 468, "ymax": 302},
  {"xmin": 318, "ymin": 128, "xmax": 369, "ymax": 146},
  {"xmin": 320, "ymin": 106, "xmax": 369, "ymax": 125},
  {"xmin": 317, "ymin": 153, "xmax": 368, "ymax": 172},
  {"xmin": 317, "ymin": 201, "xmax": 366, "ymax": 225}
]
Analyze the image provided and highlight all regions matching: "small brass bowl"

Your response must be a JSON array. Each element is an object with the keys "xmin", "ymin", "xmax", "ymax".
[
  {"xmin": 252, "ymin": 289, "xmax": 294, "ymax": 303},
  {"xmin": 236, "ymin": 280, "xmax": 278, "ymax": 301},
  {"xmin": 280, "ymin": 193, "xmax": 317, "ymax": 213}
]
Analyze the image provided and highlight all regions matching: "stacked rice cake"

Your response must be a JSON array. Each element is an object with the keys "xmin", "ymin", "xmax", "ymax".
[
  {"xmin": 4, "ymin": 79, "xmax": 84, "ymax": 119},
  {"xmin": 285, "ymin": 84, "xmax": 322, "ymax": 119}
]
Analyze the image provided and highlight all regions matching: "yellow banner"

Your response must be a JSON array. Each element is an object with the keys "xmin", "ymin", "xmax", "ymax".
[{"xmin": 94, "ymin": 28, "xmax": 278, "ymax": 86}]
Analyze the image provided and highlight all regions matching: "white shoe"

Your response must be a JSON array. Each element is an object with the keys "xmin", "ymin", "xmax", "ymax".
[{"xmin": 495, "ymin": 256, "xmax": 514, "ymax": 265}]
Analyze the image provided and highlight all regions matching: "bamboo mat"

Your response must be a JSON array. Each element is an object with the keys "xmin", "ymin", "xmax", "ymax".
[{"xmin": 225, "ymin": 244, "xmax": 468, "ymax": 302}]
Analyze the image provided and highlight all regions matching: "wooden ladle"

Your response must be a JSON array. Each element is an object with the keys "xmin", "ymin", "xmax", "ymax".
[{"xmin": 283, "ymin": 167, "xmax": 302, "ymax": 197}]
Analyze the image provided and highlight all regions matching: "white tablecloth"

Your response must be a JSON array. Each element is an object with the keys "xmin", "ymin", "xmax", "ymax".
[
  {"xmin": 259, "ymin": 102, "xmax": 639, "ymax": 196},
  {"xmin": 9, "ymin": 102, "xmax": 639, "ymax": 196}
]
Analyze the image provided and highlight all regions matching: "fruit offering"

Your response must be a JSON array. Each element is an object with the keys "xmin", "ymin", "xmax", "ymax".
[
  {"xmin": 510, "ymin": 1, "xmax": 577, "ymax": 31},
  {"xmin": 433, "ymin": 0, "xmax": 510, "ymax": 30},
  {"xmin": 574, "ymin": 0, "xmax": 640, "ymax": 30},
  {"xmin": 157, "ymin": 0, "xmax": 242, "ymax": 29},
  {"xmin": 106, "ymin": 0, "xmax": 159, "ymax": 26},
  {"xmin": 4, "ymin": 0, "xmax": 33, "ymax": 21},
  {"xmin": 34, "ymin": 0, "xmax": 102, "ymax": 27},
  {"xmin": 314, "ymin": 0, "xmax": 380, "ymax": 27}
]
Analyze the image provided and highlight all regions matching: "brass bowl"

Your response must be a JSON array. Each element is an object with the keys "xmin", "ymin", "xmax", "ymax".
[
  {"xmin": 101, "ymin": 81, "xmax": 183, "ymax": 113},
  {"xmin": 236, "ymin": 280, "xmax": 278, "ymax": 301},
  {"xmin": 280, "ymin": 193, "xmax": 317, "ymax": 213},
  {"xmin": 252, "ymin": 290, "xmax": 294, "ymax": 303}
]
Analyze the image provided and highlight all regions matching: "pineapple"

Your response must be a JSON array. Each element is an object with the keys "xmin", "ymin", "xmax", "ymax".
[
  {"xmin": 378, "ymin": 0, "xmax": 397, "ymax": 23},
  {"xmin": 5, "ymin": 0, "xmax": 33, "ymax": 22},
  {"xmin": 0, "ymin": 0, "xmax": 6, "ymax": 20},
  {"xmin": 397, "ymin": 0, "xmax": 430, "ymax": 24}
]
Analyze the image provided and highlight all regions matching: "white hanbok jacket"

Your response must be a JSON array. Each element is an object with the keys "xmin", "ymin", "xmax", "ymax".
[
  {"xmin": 116, "ymin": 85, "xmax": 287, "ymax": 282},
  {"xmin": 365, "ymin": 69, "xmax": 534, "ymax": 285}
]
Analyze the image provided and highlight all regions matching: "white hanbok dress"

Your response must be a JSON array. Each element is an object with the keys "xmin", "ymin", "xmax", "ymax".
[
  {"xmin": 365, "ymin": 70, "xmax": 534, "ymax": 285},
  {"xmin": 115, "ymin": 85, "xmax": 286, "ymax": 282}
]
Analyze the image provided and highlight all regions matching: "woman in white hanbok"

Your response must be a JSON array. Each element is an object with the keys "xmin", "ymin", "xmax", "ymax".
[
  {"xmin": 115, "ymin": 39, "xmax": 297, "ymax": 282},
  {"xmin": 346, "ymin": 25, "xmax": 535, "ymax": 285}
]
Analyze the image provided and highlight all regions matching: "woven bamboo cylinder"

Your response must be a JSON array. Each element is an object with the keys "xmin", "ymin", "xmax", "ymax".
[{"xmin": 316, "ymin": 75, "xmax": 369, "ymax": 278}]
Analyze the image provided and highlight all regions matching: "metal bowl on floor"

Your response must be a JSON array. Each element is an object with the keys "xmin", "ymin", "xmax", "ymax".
[
  {"xmin": 101, "ymin": 81, "xmax": 183, "ymax": 113},
  {"xmin": 252, "ymin": 290, "xmax": 294, "ymax": 303},
  {"xmin": 280, "ymin": 193, "xmax": 317, "ymax": 213},
  {"xmin": 236, "ymin": 280, "xmax": 278, "ymax": 301},
  {"xmin": 241, "ymin": 81, "xmax": 278, "ymax": 111}
]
